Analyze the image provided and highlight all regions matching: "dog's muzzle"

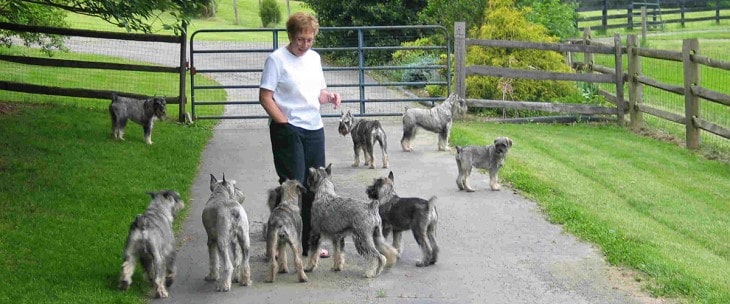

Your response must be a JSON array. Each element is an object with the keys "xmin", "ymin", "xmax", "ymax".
[{"xmin": 338, "ymin": 123, "xmax": 349, "ymax": 136}]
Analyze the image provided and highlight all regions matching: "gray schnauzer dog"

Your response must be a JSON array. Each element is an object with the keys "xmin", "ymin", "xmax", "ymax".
[
  {"xmin": 118, "ymin": 190, "xmax": 184, "ymax": 298},
  {"xmin": 401, "ymin": 93, "xmax": 467, "ymax": 152},
  {"xmin": 305, "ymin": 164, "xmax": 398, "ymax": 278},
  {"xmin": 338, "ymin": 109, "xmax": 389, "ymax": 169},
  {"xmin": 366, "ymin": 171, "xmax": 439, "ymax": 267},
  {"xmin": 202, "ymin": 174, "xmax": 252, "ymax": 291},
  {"xmin": 264, "ymin": 179, "xmax": 308, "ymax": 283},
  {"xmin": 455, "ymin": 137, "xmax": 513, "ymax": 192},
  {"xmin": 109, "ymin": 93, "xmax": 167, "ymax": 145}
]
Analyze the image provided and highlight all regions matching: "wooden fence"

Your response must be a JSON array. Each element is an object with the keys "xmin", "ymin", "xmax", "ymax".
[
  {"xmin": 575, "ymin": 0, "xmax": 729, "ymax": 31},
  {"xmin": 453, "ymin": 22, "xmax": 730, "ymax": 150},
  {"xmin": 0, "ymin": 22, "xmax": 189, "ymax": 122}
]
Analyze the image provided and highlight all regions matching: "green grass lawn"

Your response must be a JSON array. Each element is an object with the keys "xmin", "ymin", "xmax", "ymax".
[
  {"xmin": 66, "ymin": 0, "xmax": 311, "ymax": 41},
  {"xmin": 0, "ymin": 102, "xmax": 218, "ymax": 303},
  {"xmin": 451, "ymin": 121, "xmax": 730, "ymax": 303},
  {"xmin": 0, "ymin": 33, "xmax": 224, "ymax": 304}
]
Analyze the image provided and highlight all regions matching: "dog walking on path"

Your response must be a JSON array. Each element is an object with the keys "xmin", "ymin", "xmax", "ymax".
[
  {"xmin": 118, "ymin": 190, "xmax": 184, "ymax": 298},
  {"xmin": 304, "ymin": 164, "xmax": 398, "ymax": 278},
  {"xmin": 366, "ymin": 171, "xmax": 439, "ymax": 267},
  {"xmin": 202, "ymin": 174, "xmax": 252, "ymax": 292}
]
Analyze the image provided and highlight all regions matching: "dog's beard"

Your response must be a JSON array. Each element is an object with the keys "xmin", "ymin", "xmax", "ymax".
[{"xmin": 338, "ymin": 122, "xmax": 350, "ymax": 136}]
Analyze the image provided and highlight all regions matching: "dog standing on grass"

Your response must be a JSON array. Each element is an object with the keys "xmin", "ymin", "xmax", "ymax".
[
  {"xmin": 401, "ymin": 93, "xmax": 467, "ymax": 152},
  {"xmin": 455, "ymin": 137, "xmax": 513, "ymax": 192},
  {"xmin": 264, "ymin": 179, "xmax": 308, "ymax": 283},
  {"xmin": 109, "ymin": 93, "xmax": 167, "ymax": 145},
  {"xmin": 202, "ymin": 174, "xmax": 252, "ymax": 291},
  {"xmin": 118, "ymin": 190, "xmax": 184, "ymax": 298},
  {"xmin": 305, "ymin": 164, "xmax": 398, "ymax": 278},
  {"xmin": 366, "ymin": 171, "xmax": 439, "ymax": 267},
  {"xmin": 338, "ymin": 109, "xmax": 389, "ymax": 169}
]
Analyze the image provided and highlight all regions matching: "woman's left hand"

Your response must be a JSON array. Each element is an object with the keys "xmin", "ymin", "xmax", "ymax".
[{"xmin": 329, "ymin": 92, "xmax": 341, "ymax": 109}]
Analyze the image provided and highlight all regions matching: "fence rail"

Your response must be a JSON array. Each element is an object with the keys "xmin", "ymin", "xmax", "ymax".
[
  {"xmin": 0, "ymin": 22, "xmax": 188, "ymax": 122},
  {"xmin": 576, "ymin": 0, "xmax": 729, "ymax": 31},
  {"xmin": 453, "ymin": 22, "xmax": 730, "ymax": 151}
]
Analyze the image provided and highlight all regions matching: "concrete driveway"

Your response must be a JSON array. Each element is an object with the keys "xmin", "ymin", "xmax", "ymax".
[{"xmin": 164, "ymin": 116, "xmax": 658, "ymax": 304}]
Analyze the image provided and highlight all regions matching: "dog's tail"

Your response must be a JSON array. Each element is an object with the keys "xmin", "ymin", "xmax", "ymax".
[
  {"xmin": 132, "ymin": 214, "xmax": 148, "ymax": 230},
  {"xmin": 266, "ymin": 187, "xmax": 280, "ymax": 211},
  {"xmin": 427, "ymin": 196, "xmax": 438, "ymax": 221},
  {"xmin": 454, "ymin": 146, "xmax": 464, "ymax": 160}
]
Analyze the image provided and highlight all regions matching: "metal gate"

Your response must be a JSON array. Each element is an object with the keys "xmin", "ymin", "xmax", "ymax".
[{"xmin": 189, "ymin": 25, "xmax": 451, "ymax": 120}]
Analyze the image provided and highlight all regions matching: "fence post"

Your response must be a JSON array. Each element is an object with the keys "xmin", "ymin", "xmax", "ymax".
[
  {"xmin": 602, "ymin": 0, "xmax": 608, "ymax": 31},
  {"xmin": 641, "ymin": 6, "xmax": 648, "ymax": 44},
  {"xmin": 680, "ymin": 0, "xmax": 686, "ymax": 27},
  {"xmin": 627, "ymin": 34, "xmax": 643, "ymax": 130},
  {"xmin": 614, "ymin": 33, "xmax": 625, "ymax": 124},
  {"xmin": 682, "ymin": 38, "xmax": 700, "ymax": 150},
  {"xmin": 178, "ymin": 21, "xmax": 188, "ymax": 123},
  {"xmin": 628, "ymin": 5, "xmax": 634, "ymax": 30},
  {"xmin": 717, "ymin": 0, "xmax": 721, "ymax": 24},
  {"xmin": 583, "ymin": 27, "xmax": 593, "ymax": 70},
  {"xmin": 454, "ymin": 22, "xmax": 466, "ymax": 100}
]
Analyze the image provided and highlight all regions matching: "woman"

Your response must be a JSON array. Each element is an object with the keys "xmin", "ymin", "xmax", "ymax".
[{"xmin": 259, "ymin": 12, "xmax": 341, "ymax": 258}]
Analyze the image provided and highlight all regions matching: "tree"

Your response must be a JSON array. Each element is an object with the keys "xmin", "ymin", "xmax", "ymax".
[
  {"xmin": 2, "ymin": 0, "xmax": 213, "ymax": 33},
  {"xmin": 303, "ymin": 0, "xmax": 428, "ymax": 65},
  {"xmin": 518, "ymin": 0, "xmax": 579, "ymax": 39},
  {"xmin": 418, "ymin": 0, "xmax": 487, "ymax": 34},
  {"xmin": 0, "ymin": 1, "xmax": 68, "ymax": 53}
]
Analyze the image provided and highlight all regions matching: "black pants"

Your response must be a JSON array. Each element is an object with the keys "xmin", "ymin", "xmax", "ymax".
[{"xmin": 269, "ymin": 122, "xmax": 325, "ymax": 254}]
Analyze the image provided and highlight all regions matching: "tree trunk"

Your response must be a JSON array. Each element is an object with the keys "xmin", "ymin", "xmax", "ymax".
[{"xmin": 233, "ymin": 0, "xmax": 240, "ymax": 25}]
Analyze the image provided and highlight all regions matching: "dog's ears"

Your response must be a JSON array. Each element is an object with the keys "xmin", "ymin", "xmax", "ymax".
[
  {"xmin": 388, "ymin": 171, "xmax": 394, "ymax": 182},
  {"xmin": 506, "ymin": 137, "xmax": 513, "ymax": 147},
  {"xmin": 296, "ymin": 181, "xmax": 307, "ymax": 194},
  {"xmin": 325, "ymin": 163, "xmax": 332, "ymax": 176},
  {"xmin": 209, "ymin": 174, "xmax": 218, "ymax": 192}
]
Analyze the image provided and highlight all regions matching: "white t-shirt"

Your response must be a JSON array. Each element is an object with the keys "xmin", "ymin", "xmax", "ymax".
[{"xmin": 260, "ymin": 47, "xmax": 327, "ymax": 130}]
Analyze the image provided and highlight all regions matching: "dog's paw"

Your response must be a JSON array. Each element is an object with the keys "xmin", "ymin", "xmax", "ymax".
[
  {"xmin": 155, "ymin": 288, "xmax": 169, "ymax": 298},
  {"xmin": 117, "ymin": 280, "xmax": 131, "ymax": 291},
  {"xmin": 217, "ymin": 282, "xmax": 231, "ymax": 292},
  {"xmin": 204, "ymin": 274, "xmax": 218, "ymax": 282},
  {"xmin": 298, "ymin": 274, "xmax": 308, "ymax": 282},
  {"xmin": 490, "ymin": 184, "xmax": 501, "ymax": 191}
]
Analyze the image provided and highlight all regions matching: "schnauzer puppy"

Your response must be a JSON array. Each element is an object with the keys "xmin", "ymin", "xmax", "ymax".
[
  {"xmin": 264, "ymin": 179, "xmax": 308, "ymax": 283},
  {"xmin": 366, "ymin": 171, "xmax": 439, "ymax": 267},
  {"xmin": 401, "ymin": 93, "xmax": 467, "ymax": 152},
  {"xmin": 338, "ymin": 109, "xmax": 389, "ymax": 169},
  {"xmin": 118, "ymin": 190, "xmax": 184, "ymax": 298},
  {"xmin": 109, "ymin": 93, "xmax": 167, "ymax": 145},
  {"xmin": 202, "ymin": 174, "xmax": 252, "ymax": 291},
  {"xmin": 305, "ymin": 164, "xmax": 398, "ymax": 278},
  {"xmin": 455, "ymin": 137, "xmax": 513, "ymax": 192}
]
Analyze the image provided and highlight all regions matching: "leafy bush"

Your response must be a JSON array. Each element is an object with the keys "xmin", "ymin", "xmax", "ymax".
[
  {"xmin": 260, "ymin": 0, "xmax": 281, "ymax": 28},
  {"xmin": 466, "ymin": 0, "xmax": 577, "ymax": 114},
  {"xmin": 520, "ymin": 0, "xmax": 579, "ymax": 39}
]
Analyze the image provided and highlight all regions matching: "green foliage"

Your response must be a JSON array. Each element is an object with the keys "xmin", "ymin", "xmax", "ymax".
[
  {"xmin": 0, "ymin": 0, "xmax": 213, "ymax": 35},
  {"xmin": 466, "ymin": 0, "xmax": 577, "ymax": 108},
  {"xmin": 0, "ymin": 1, "xmax": 68, "ymax": 54},
  {"xmin": 390, "ymin": 38, "xmax": 444, "ymax": 89},
  {"xmin": 304, "ymin": 0, "xmax": 428, "ymax": 65},
  {"xmin": 418, "ymin": 0, "xmax": 488, "ymax": 34},
  {"xmin": 259, "ymin": 0, "xmax": 282, "ymax": 28},
  {"xmin": 518, "ymin": 0, "xmax": 579, "ymax": 39}
]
